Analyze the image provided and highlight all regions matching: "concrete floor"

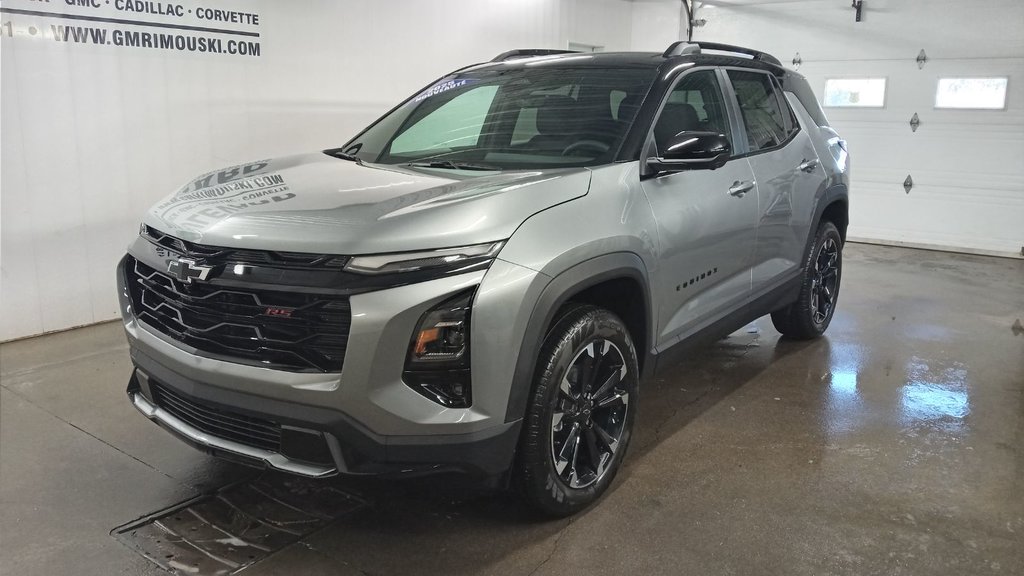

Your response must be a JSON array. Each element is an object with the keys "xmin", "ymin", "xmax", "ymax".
[{"xmin": 1, "ymin": 243, "xmax": 1022, "ymax": 576}]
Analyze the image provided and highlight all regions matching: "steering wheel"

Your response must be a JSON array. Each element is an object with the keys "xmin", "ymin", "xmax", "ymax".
[{"xmin": 561, "ymin": 140, "xmax": 610, "ymax": 157}]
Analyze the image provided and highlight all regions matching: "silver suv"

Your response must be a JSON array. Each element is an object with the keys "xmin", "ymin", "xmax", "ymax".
[{"xmin": 117, "ymin": 42, "xmax": 849, "ymax": 515}]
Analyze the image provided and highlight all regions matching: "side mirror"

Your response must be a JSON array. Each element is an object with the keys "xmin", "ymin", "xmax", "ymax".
[{"xmin": 646, "ymin": 131, "xmax": 732, "ymax": 174}]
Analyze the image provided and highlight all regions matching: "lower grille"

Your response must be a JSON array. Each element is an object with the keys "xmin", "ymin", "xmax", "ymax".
[
  {"xmin": 151, "ymin": 381, "xmax": 282, "ymax": 452},
  {"xmin": 126, "ymin": 256, "xmax": 350, "ymax": 372}
]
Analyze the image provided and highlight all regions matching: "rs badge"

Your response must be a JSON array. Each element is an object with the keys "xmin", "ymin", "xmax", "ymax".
[
  {"xmin": 166, "ymin": 258, "xmax": 213, "ymax": 283},
  {"xmin": 264, "ymin": 307, "xmax": 294, "ymax": 318}
]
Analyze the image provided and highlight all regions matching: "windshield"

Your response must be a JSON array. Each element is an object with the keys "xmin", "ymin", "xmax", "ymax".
[{"xmin": 341, "ymin": 66, "xmax": 657, "ymax": 170}]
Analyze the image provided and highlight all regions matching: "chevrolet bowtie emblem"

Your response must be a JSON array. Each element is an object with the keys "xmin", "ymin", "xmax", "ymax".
[{"xmin": 167, "ymin": 258, "xmax": 213, "ymax": 283}]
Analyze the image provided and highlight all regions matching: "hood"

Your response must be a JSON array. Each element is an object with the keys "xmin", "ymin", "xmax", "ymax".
[{"xmin": 144, "ymin": 153, "xmax": 592, "ymax": 254}]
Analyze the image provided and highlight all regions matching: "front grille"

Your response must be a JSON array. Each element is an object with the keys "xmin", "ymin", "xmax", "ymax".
[
  {"xmin": 126, "ymin": 256, "xmax": 351, "ymax": 372},
  {"xmin": 151, "ymin": 381, "xmax": 282, "ymax": 452},
  {"xmin": 142, "ymin": 225, "xmax": 350, "ymax": 270}
]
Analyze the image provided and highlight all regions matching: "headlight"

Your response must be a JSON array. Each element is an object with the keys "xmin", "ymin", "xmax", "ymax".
[
  {"xmin": 344, "ymin": 242, "xmax": 504, "ymax": 275},
  {"xmin": 409, "ymin": 292, "xmax": 470, "ymax": 364},
  {"xmin": 403, "ymin": 290, "xmax": 474, "ymax": 408}
]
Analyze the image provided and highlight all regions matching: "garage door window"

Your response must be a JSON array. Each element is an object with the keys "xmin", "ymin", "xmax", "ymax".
[
  {"xmin": 935, "ymin": 78, "xmax": 1008, "ymax": 110},
  {"xmin": 823, "ymin": 78, "xmax": 886, "ymax": 108}
]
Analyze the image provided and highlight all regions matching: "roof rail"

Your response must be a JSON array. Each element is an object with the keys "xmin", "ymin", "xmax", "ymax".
[
  {"xmin": 490, "ymin": 49, "xmax": 579, "ymax": 62},
  {"xmin": 662, "ymin": 41, "xmax": 783, "ymax": 67}
]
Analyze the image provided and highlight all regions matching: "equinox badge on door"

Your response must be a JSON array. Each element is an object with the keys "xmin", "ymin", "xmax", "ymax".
[{"xmin": 166, "ymin": 258, "xmax": 212, "ymax": 283}]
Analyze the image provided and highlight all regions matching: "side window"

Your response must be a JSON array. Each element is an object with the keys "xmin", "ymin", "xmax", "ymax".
[
  {"xmin": 771, "ymin": 75, "xmax": 801, "ymax": 136},
  {"xmin": 667, "ymin": 89, "xmax": 707, "ymax": 119},
  {"xmin": 653, "ymin": 70, "xmax": 731, "ymax": 153},
  {"xmin": 786, "ymin": 75, "xmax": 830, "ymax": 127},
  {"xmin": 785, "ymin": 99, "xmax": 800, "ymax": 136},
  {"xmin": 390, "ymin": 86, "xmax": 499, "ymax": 156},
  {"xmin": 786, "ymin": 76, "xmax": 827, "ymax": 126},
  {"xmin": 728, "ymin": 70, "xmax": 788, "ymax": 151}
]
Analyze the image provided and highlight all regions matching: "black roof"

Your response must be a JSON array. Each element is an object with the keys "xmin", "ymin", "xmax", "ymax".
[{"xmin": 463, "ymin": 48, "xmax": 792, "ymax": 79}]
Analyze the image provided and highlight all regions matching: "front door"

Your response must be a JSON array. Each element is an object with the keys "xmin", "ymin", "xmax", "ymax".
[{"xmin": 640, "ymin": 68, "xmax": 759, "ymax": 350}]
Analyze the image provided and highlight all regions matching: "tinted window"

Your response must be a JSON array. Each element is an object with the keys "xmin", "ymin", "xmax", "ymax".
[
  {"xmin": 785, "ymin": 98, "xmax": 800, "ymax": 135},
  {"xmin": 344, "ymin": 67, "xmax": 656, "ymax": 170},
  {"xmin": 728, "ymin": 70, "xmax": 788, "ymax": 151},
  {"xmin": 770, "ymin": 75, "xmax": 800, "ymax": 136},
  {"xmin": 653, "ymin": 70, "xmax": 731, "ymax": 153},
  {"xmin": 509, "ymin": 84, "xmax": 581, "ymax": 146}
]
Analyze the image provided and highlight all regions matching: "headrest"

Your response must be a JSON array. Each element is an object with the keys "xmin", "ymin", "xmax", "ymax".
[
  {"xmin": 536, "ymin": 96, "xmax": 584, "ymax": 135},
  {"xmin": 617, "ymin": 94, "xmax": 643, "ymax": 121},
  {"xmin": 654, "ymin": 102, "xmax": 700, "ymax": 144}
]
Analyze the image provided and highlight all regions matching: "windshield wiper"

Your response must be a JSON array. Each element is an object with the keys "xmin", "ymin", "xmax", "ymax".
[
  {"xmin": 406, "ymin": 160, "xmax": 501, "ymax": 171},
  {"xmin": 324, "ymin": 148, "xmax": 361, "ymax": 162}
]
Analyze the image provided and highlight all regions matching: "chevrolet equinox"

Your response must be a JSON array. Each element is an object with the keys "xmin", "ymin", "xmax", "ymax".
[{"xmin": 117, "ymin": 42, "xmax": 850, "ymax": 516}]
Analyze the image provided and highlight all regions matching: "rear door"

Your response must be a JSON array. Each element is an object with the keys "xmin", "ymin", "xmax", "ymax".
[
  {"xmin": 725, "ymin": 69, "xmax": 823, "ymax": 291},
  {"xmin": 640, "ymin": 68, "xmax": 759, "ymax": 349}
]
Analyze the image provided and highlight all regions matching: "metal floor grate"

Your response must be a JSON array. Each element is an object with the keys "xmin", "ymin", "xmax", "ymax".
[{"xmin": 111, "ymin": 475, "xmax": 367, "ymax": 575}]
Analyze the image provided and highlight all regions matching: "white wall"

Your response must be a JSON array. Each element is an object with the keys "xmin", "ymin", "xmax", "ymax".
[
  {"xmin": 12, "ymin": 0, "xmax": 1017, "ymax": 341},
  {"xmin": 629, "ymin": 0, "xmax": 683, "ymax": 52},
  {"xmin": 692, "ymin": 0, "xmax": 1024, "ymax": 257},
  {"xmin": 0, "ymin": 0, "xmax": 636, "ymax": 341}
]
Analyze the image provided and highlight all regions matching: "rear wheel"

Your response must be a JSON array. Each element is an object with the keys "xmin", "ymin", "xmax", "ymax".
[
  {"xmin": 514, "ymin": 305, "xmax": 638, "ymax": 517},
  {"xmin": 771, "ymin": 221, "xmax": 843, "ymax": 339}
]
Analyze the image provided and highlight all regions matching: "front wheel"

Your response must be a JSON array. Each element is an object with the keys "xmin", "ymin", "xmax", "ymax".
[
  {"xmin": 771, "ymin": 220, "xmax": 843, "ymax": 339},
  {"xmin": 514, "ymin": 305, "xmax": 638, "ymax": 517}
]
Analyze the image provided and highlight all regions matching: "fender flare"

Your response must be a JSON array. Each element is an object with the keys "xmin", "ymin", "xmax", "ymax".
[
  {"xmin": 803, "ymin": 182, "xmax": 849, "ymax": 262},
  {"xmin": 503, "ymin": 252, "xmax": 653, "ymax": 423}
]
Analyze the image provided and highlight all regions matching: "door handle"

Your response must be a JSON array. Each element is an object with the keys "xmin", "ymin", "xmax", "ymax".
[
  {"xmin": 728, "ymin": 180, "xmax": 755, "ymax": 197},
  {"xmin": 798, "ymin": 158, "xmax": 819, "ymax": 173}
]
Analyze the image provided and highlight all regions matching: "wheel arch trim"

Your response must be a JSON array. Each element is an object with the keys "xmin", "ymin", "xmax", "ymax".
[
  {"xmin": 804, "ymin": 183, "xmax": 849, "ymax": 265},
  {"xmin": 503, "ymin": 252, "xmax": 653, "ymax": 423}
]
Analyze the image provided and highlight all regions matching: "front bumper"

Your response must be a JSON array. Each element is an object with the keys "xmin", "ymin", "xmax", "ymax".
[
  {"xmin": 129, "ymin": 372, "xmax": 336, "ymax": 477},
  {"xmin": 117, "ymin": 250, "xmax": 545, "ymax": 478},
  {"xmin": 127, "ymin": 356, "xmax": 521, "ymax": 478}
]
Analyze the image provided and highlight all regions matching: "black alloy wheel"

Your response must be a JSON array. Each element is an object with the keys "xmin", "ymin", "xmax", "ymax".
[
  {"xmin": 514, "ymin": 305, "xmax": 638, "ymax": 516},
  {"xmin": 810, "ymin": 235, "xmax": 840, "ymax": 326},
  {"xmin": 550, "ymin": 339, "xmax": 629, "ymax": 489},
  {"xmin": 771, "ymin": 220, "xmax": 843, "ymax": 339}
]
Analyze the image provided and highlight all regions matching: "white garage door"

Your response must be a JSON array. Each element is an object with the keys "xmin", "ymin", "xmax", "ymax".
[{"xmin": 698, "ymin": 0, "xmax": 1024, "ymax": 257}]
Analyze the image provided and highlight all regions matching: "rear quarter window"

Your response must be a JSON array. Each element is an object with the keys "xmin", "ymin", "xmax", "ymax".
[{"xmin": 784, "ymin": 73, "xmax": 830, "ymax": 128}]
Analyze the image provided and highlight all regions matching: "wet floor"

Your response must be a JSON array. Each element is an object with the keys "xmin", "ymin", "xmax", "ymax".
[{"xmin": 1, "ymin": 243, "xmax": 1022, "ymax": 575}]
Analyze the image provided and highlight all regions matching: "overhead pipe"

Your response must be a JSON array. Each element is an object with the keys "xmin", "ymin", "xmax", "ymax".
[{"xmin": 680, "ymin": 0, "xmax": 693, "ymax": 41}]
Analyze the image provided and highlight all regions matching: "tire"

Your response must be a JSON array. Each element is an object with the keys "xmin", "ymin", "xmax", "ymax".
[
  {"xmin": 771, "ymin": 220, "xmax": 843, "ymax": 339},
  {"xmin": 514, "ymin": 305, "xmax": 639, "ymax": 517}
]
